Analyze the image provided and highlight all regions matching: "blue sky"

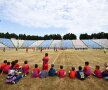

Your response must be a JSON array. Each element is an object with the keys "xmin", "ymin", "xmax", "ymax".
[
  {"xmin": 0, "ymin": 0, "xmax": 108, "ymax": 37},
  {"xmin": 0, "ymin": 19, "xmax": 66, "ymax": 36}
]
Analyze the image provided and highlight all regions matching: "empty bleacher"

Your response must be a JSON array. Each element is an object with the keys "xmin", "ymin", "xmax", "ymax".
[
  {"xmin": 61, "ymin": 40, "xmax": 73, "ymax": 49},
  {"xmin": 0, "ymin": 38, "xmax": 14, "ymax": 48},
  {"xmin": 18, "ymin": 40, "xmax": 24, "ymax": 48},
  {"xmin": 11, "ymin": 39, "xmax": 18, "ymax": 48},
  {"xmin": 29, "ymin": 40, "xmax": 44, "ymax": 47},
  {"xmin": 93, "ymin": 39, "xmax": 108, "ymax": 49},
  {"xmin": 0, "ymin": 38, "xmax": 107, "ymax": 49},
  {"xmin": 39, "ymin": 40, "xmax": 53, "ymax": 48},
  {"xmin": 21, "ymin": 40, "xmax": 36, "ymax": 48},
  {"xmin": 82, "ymin": 40, "xmax": 102, "ymax": 49},
  {"xmin": 0, "ymin": 43, "xmax": 7, "ymax": 48},
  {"xmin": 72, "ymin": 40, "xmax": 87, "ymax": 49},
  {"xmin": 50, "ymin": 40, "xmax": 61, "ymax": 48}
]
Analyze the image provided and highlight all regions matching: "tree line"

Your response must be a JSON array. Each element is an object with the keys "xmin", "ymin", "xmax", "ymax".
[
  {"xmin": 0, "ymin": 32, "xmax": 108, "ymax": 40},
  {"xmin": 80, "ymin": 32, "xmax": 108, "ymax": 39}
]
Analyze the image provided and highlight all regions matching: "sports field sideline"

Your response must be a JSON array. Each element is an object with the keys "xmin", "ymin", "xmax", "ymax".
[{"xmin": 0, "ymin": 49, "xmax": 108, "ymax": 90}]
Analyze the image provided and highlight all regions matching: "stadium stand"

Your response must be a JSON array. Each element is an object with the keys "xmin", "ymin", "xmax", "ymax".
[
  {"xmin": 0, "ymin": 43, "xmax": 7, "ymax": 48},
  {"xmin": 0, "ymin": 38, "xmax": 108, "ymax": 49},
  {"xmin": 39, "ymin": 40, "xmax": 53, "ymax": 48},
  {"xmin": 29, "ymin": 40, "xmax": 44, "ymax": 47},
  {"xmin": 93, "ymin": 39, "xmax": 108, "ymax": 49},
  {"xmin": 72, "ymin": 40, "xmax": 87, "ymax": 49},
  {"xmin": 11, "ymin": 39, "xmax": 18, "ymax": 48},
  {"xmin": 50, "ymin": 40, "xmax": 61, "ymax": 48},
  {"xmin": 61, "ymin": 40, "xmax": 73, "ymax": 49},
  {"xmin": 0, "ymin": 38, "xmax": 14, "ymax": 48},
  {"xmin": 82, "ymin": 40, "xmax": 102, "ymax": 49},
  {"xmin": 22, "ymin": 40, "xmax": 36, "ymax": 48},
  {"xmin": 18, "ymin": 40, "xmax": 24, "ymax": 48}
]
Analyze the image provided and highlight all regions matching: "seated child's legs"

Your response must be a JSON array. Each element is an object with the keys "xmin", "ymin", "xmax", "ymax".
[
  {"xmin": 104, "ymin": 77, "xmax": 108, "ymax": 80},
  {"xmin": 14, "ymin": 75, "xmax": 22, "ymax": 82}
]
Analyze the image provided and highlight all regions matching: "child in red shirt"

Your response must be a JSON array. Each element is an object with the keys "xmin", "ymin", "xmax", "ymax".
[
  {"xmin": 0, "ymin": 60, "xmax": 7, "ymax": 73},
  {"xmin": 22, "ymin": 60, "xmax": 29, "ymax": 76},
  {"xmin": 83, "ymin": 62, "xmax": 91, "ymax": 77},
  {"xmin": 3, "ymin": 62, "xmax": 11, "ymax": 74},
  {"xmin": 57, "ymin": 65, "xmax": 66, "ymax": 78},
  {"xmin": 42, "ymin": 53, "xmax": 49, "ymax": 77},
  {"xmin": 93, "ymin": 65, "xmax": 102, "ymax": 78},
  {"xmin": 14, "ymin": 60, "xmax": 20, "ymax": 70},
  {"xmin": 32, "ymin": 64, "xmax": 40, "ymax": 78},
  {"xmin": 69, "ymin": 67, "xmax": 76, "ymax": 78}
]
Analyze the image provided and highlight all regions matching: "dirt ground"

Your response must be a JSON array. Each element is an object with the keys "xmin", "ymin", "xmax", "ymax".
[{"xmin": 0, "ymin": 49, "xmax": 108, "ymax": 90}]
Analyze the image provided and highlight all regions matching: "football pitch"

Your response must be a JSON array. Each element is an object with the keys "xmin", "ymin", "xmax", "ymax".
[{"xmin": 0, "ymin": 49, "xmax": 108, "ymax": 90}]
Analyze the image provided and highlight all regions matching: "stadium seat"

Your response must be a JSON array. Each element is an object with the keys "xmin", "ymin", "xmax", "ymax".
[
  {"xmin": 93, "ymin": 39, "xmax": 108, "ymax": 49},
  {"xmin": 82, "ymin": 40, "xmax": 102, "ymax": 49},
  {"xmin": 0, "ymin": 38, "xmax": 14, "ymax": 48},
  {"xmin": 39, "ymin": 40, "xmax": 53, "ymax": 48},
  {"xmin": 61, "ymin": 40, "xmax": 73, "ymax": 49},
  {"xmin": 50, "ymin": 40, "xmax": 61, "ymax": 48},
  {"xmin": 22, "ymin": 40, "xmax": 36, "ymax": 48},
  {"xmin": 29, "ymin": 40, "xmax": 44, "ymax": 47},
  {"xmin": 72, "ymin": 40, "xmax": 87, "ymax": 49}
]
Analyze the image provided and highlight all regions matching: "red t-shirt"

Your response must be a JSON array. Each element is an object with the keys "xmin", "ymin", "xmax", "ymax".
[
  {"xmin": 83, "ymin": 66, "xmax": 91, "ymax": 76},
  {"xmin": 57, "ymin": 69, "xmax": 65, "ymax": 78},
  {"xmin": 42, "ymin": 56, "xmax": 49, "ymax": 70},
  {"xmin": 94, "ymin": 69, "xmax": 102, "ymax": 78},
  {"xmin": 22, "ymin": 64, "xmax": 29, "ymax": 74},
  {"xmin": 1, "ymin": 64, "xmax": 7, "ymax": 70},
  {"xmin": 14, "ymin": 64, "xmax": 20, "ymax": 69},
  {"xmin": 69, "ymin": 70, "xmax": 76, "ymax": 78},
  {"xmin": 32, "ymin": 68, "xmax": 40, "ymax": 78},
  {"xmin": 3, "ymin": 65, "xmax": 11, "ymax": 74}
]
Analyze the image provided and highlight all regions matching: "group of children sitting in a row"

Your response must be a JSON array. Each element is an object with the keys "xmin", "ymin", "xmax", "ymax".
[
  {"xmin": 0, "ymin": 52, "xmax": 108, "ymax": 84},
  {"xmin": 0, "ymin": 59, "xmax": 108, "ymax": 84}
]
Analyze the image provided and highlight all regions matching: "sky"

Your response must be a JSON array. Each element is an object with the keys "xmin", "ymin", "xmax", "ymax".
[{"xmin": 0, "ymin": 0, "xmax": 108, "ymax": 38}]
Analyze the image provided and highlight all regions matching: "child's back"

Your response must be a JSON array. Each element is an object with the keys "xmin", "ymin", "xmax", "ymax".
[
  {"xmin": 48, "ymin": 64, "xmax": 56, "ymax": 77},
  {"xmin": 94, "ymin": 65, "xmax": 102, "ymax": 78},
  {"xmin": 83, "ymin": 62, "xmax": 91, "ymax": 76},
  {"xmin": 76, "ymin": 66, "xmax": 85, "ymax": 80},
  {"xmin": 1, "ymin": 60, "xmax": 7, "ymax": 71},
  {"xmin": 3, "ymin": 62, "xmax": 11, "ymax": 74},
  {"xmin": 69, "ymin": 67, "xmax": 76, "ymax": 78},
  {"xmin": 22, "ymin": 61, "xmax": 29, "ymax": 75},
  {"xmin": 57, "ymin": 65, "xmax": 65, "ymax": 78},
  {"xmin": 32, "ymin": 64, "xmax": 40, "ymax": 78}
]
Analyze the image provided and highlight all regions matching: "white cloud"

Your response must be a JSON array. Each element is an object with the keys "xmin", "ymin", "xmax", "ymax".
[{"xmin": 0, "ymin": 0, "xmax": 108, "ymax": 34}]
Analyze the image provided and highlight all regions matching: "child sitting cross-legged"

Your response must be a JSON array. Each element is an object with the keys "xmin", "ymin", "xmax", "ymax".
[
  {"xmin": 48, "ymin": 64, "xmax": 56, "ymax": 77},
  {"xmin": 93, "ymin": 65, "xmax": 102, "ymax": 78},
  {"xmin": 76, "ymin": 66, "xmax": 85, "ymax": 80},
  {"xmin": 31, "ymin": 64, "xmax": 40, "ymax": 78},
  {"xmin": 57, "ymin": 65, "xmax": 66, "ymax": 78},
  {"xmin": 69, "ymin": 67, "xmax": 76, "ymax": 79},
  {"xmin": 3, "ymin": 62, "xmax": 11, "ymax": 74}
]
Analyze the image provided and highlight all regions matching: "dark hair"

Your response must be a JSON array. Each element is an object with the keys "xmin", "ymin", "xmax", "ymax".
[
  {"xmin": 51, "ymin": 64, "xmax": 54, "ymax": 67},
  {"xmin": 11, "ymin": 61, "xmax": 16, "ymax": 69},
  {"xmin": 78, "ymin": 66, "xmax": 82, "ymax": 70},
  {"xmin": 60, "ymin": 65, "xmax": 63, "ymax": 69},
  {"xmin": 35, "ymin": 64, "xmax": 38, "ymax": 68},
  {"xmin": 24, "ymin": 60, "xmax": 28, "ymax": 64},
  {"xmin": 96, "ymin": 65, "xmax": 100, "ymax": 69},
  {"xmin": 4, "ymin": 60, "xmax": 7, "ymax": 63},
  {"xmin": 7, "ymin": 62, "xmax": 10, "ymax": 65},
  {"xmin": 45, "ymin": 53, "xmax": 48, "ymax": 56},
  {"xmin": 85, "ymin": 62, "xmax": 89, "ymax": 65},
  {"xmin": 15, "ymin": 60, "xmax": 18, "ymax": 63},
  {"xmin": 72, "ymin": 67, "xmax": 75, "ymax": 71}
]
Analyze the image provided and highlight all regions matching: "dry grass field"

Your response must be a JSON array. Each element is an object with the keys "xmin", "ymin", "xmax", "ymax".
[{"xmin": 0, "ymin": 49, "xmax": 108, "ymax": 90}]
